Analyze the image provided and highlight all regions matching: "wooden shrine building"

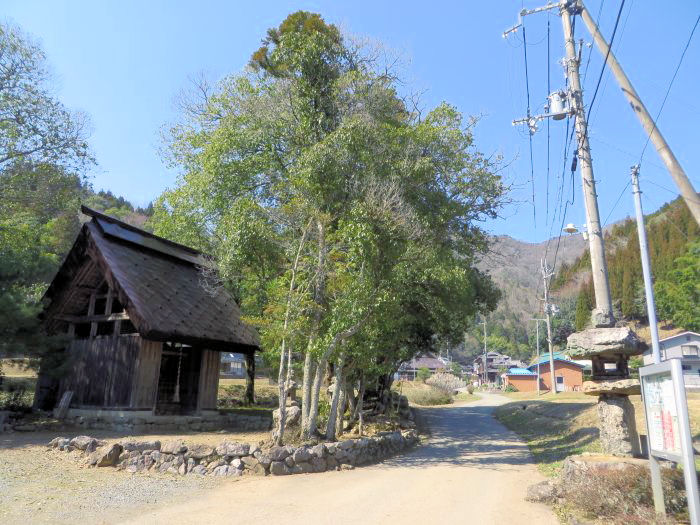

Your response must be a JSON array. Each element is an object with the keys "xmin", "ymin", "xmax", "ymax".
[{"xmin": 34, "ymin": 206, "xmax": 260, "ymax": 417}]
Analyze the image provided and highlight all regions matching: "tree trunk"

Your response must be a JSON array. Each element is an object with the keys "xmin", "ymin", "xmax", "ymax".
[
  {"xmin": 245, "ymin": 353, "xmax": 255, "ymax": 404},
  {"xmin": 357, "ymin": 374, "xmax": 365, "ymax": 437},
  {"xmin": 335, "ymin": 375, "xmax": 347, "ymax": 438},
  {"xmin": 326, "ymin": 354, "xmax": 344, "ymax": 441},
  {"xmin": 274, "ymin": 223, "xmax": 310, "ymax": 446},
  {"xmin": 300, "ymin": 349, "xmax": 315, "ymax": 433}
]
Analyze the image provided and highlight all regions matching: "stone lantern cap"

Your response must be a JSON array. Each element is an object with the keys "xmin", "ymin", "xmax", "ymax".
[
  {"xmin": 567, "ymin": 327, "xmax": 646, "ymax": 359},
  {"xmin": 582, "ymin": 378, "xmax": 641, "ymax": 396}
]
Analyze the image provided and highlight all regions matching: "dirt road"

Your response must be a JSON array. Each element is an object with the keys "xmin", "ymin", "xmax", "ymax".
[{"xmin": 125, "ymin": 392, "xmax": 556, "ymax": 525}]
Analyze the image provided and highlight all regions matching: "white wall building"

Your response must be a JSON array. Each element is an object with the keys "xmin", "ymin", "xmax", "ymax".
[{"xmin": 643, "ymin": 331, "xmax": 700, "ymax": 389}]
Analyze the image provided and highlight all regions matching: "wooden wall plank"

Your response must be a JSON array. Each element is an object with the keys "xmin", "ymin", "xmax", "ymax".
[
  {"xmin": 197, "ymin": 349, "xmax": 220, "ymax": 412},
  {"xmin": 130, "ymin": 338, "xmax": 162, "ymax": 409}
]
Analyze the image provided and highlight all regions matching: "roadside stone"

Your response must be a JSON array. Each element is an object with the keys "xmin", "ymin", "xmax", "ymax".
[
  {"xmin": 161, "ymin": 441, "xmax": 187, "ymax": 455},
  {"xmin": 212, "ymin": 465, "xmax": 229, "ymax": 476},
  {"xmin": 526, "ymin": 480, "xmax": 559, "ymax": 503},
  {"xmin": 292, "ymin": 446, "xmax": 312, "ymax": 463},
  {"xmin": 339, "ymin": 463, "xmax": 354, "ymax": 471},
  {"xmin": 216, "ymin": 441, "xmax": 249, "ymax": 457},
  {"xmin": 254, "ymin": 451, "xmax": 271, "ymax": 468},
  {"xmin": 284, "ymin": 455, "xmax": 295, "ymax": 467},
  {"xmin": 241, "ymin": 455, "xmax": 258, "ymax": 468},
  {"xmin": 326, "ymin": 456, "xmax": 338, "ymax": 470},
  {"xmin": 185, "ymin": 443, "xmax": 215, "ymax": 460},
  {"xmin": 190, "ymin": 465, "xmax": 207, "ymax": 476},
  {"xmin": 249, "ymin": 462, "xmax": 267, "ymax": 476},
  {"xmin": 70, "ymin": 435, "xmax": 100, "ymax": 452},
  {"xmin": 88, "ymin": 443, "xmax": 123, "ymax": 467},
  {"xmin": 310, "ymin": 457, "xmax": 327, "ymax": 473},
  {"xmin": 295, "ymin": 461, "xmax": 314, "ymax": 474},
  {"xmin": 230, "ymin": 458, "xmax": 242, "ymax": 469},
  {"xmin": 269, "ymin": 445, "xmax": 294, "ymax": 461},
  {"xmin": 178, "ymin": 462, "xmax": 187, "ymax": 476},
  {"xmin": 48, "ymin": 437, "xmax": 70, "ymax": 448},
  {"xmin": 338, "ymin": 439, "xmax": 354, "ymax": 450},
  {"xmin": 270, "ymin": 461, "xmax": 290, "ymax": 475},
  {"xmin": 248, "ymin": 443, "xmax": 261, "ymax": 456},
  {"xmin": 122, "ymin": 440, "xmax": 161, "ymax": 452}
]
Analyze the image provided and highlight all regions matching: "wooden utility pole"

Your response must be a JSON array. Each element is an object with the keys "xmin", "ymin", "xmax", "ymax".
[
  {"xmin": 541, "ymin": 259, "xmax": 557, "ymax": 394},
  {"xmin": 579, "ymin": 2, "xmax": 700, "ymax": 227},
  {"xmin": 531, "ymin": 318, "xmax": 547, "ymax": 396},
  {"xmin": 561, "ymin": 2, "xmax": 614, "ymax": 327}
]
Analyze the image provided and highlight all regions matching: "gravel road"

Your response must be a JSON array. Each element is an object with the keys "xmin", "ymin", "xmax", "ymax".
[{"xmin": 123, "ymin": 392, "xmax": 557, "ymax": 525}]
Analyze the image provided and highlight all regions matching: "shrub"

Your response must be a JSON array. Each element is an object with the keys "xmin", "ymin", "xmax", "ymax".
[
  {"xmin": 416, "ymin": 367, "xmax": 431, "ymax": 383},
  {"xmin": 467, "ymin": 384, "xmax": 474, "ymax": 395},
  {"xmin": 426, "ymin": 372, "xmax": 466, "ymax": 393},
  {"xmin": 504, "ymin": 384, "xmax": 518, "ymax": 392},
  {"xmin": 407, "ymin": 386, "xmax": 452, "ymax": 406},
  {"xmin": 561, "ymin": 464, "xmax": 688, "ymax": 524}
]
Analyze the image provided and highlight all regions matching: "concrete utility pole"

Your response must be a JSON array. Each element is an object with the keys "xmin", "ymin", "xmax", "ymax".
[
  {"xmin": 630, "ymin": 165, "xmax": 662, "ymax": 365},
  {"xmin": 579, "ymin": 3, "xmax": 700, "ymax": 227},
  {"xmin": 531, "ymin": 319, "xmax": 547, "ymax": 396},
  {"xmin": 481, "ymin": 320, "xmax": 488, "ymax": 385},
  {"xmin": 560, "ymin": 2, "xmax": 614, "ymax": 327},
  {"xmin": 541, "ymin": 259, "xmax": 557, "ymax": 394}
]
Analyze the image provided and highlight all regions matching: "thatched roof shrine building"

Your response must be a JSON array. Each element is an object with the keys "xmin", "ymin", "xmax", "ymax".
[{"xmin": 34, "ymin": 206, "xmax": 260, "ymax": 417}]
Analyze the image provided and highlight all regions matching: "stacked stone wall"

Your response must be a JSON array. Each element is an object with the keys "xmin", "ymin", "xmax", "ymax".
[{"xmin": 48, "ymin": 430, "xmax": 419, "ymax": 477}]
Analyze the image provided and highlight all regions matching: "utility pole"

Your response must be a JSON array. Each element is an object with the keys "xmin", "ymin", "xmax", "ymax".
[
  {"xmin": 531, "ymin": 319, "xmax": 547, "ymax": 396},
  {"xmin": 560, "ymin": 2, "xmax": 614, "ymax": 327},
  {"xmin": 579, "ymin": 3, "xmax": 700, "ymax": 227},
  {"xmin": 481, "ymin": 319, "xmax": 488, "ymax": 386},
  {"xmin": 541, "ymin": 259, "xmax": 557, "ymax": 394},
  {"xmin": 505, "ymin": 2, "xmax": 615, "ymax": 327},
  {"xmin": 630, "ymin": 166, "xmax": 662, "ymax": 365}
]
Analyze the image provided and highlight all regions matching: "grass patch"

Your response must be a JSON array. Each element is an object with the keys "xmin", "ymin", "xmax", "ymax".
[
  {"xmin": 217, "ymin": 377, "xmax": 278, "ymax": 409},
  {"xmin": 494, "ymin": 392, "xmax": 600, "ymax": 477},
  {"xmin": 454, "ymin": 391, "xmax": 480, "ymax": 402},
  {"xmin": 394, "ymin": 381, "xmax": 453, "ymax": 406},
  {"xmin": 0, "ymin": 376, "xmax": 36, "ymax": 412}
]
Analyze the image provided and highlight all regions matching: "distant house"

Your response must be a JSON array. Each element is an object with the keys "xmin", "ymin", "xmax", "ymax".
[
  {"xmin": 642, "ymin": 331, "xmax": 700, "ymax": 389},
  {"xmin": 504, "ymin": 367, "xmax": 538, "ymax": 391},
  {"xmin": 397, "ymin": 354, "xmax": 447, "ymax": 380},
  {"xmin": 220, "ymin": 353, "xmax": 246, "ymax": 378},
  {"xmin": 524, "ymin": 353, "xmax": 584, "ymax": 392},
  {"xmin": 473, "ymin": 351, "xmax": 525, "ymax": 384}
]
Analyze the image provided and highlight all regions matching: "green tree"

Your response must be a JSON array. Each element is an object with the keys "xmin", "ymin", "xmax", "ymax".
[
  {"xmin": 655, "ymin": 241, "xmax": 700, "ymax": 331},
  {"xmin": 152, "ymin": 11, "xmax": 505, "ymax": 442},
  {"xmin": 416, "ymin": 367, "xmax": 431, "ymax": 383},
  {"xmin": 574, "ymin": 281, "xmax": 593, "ymax": 331}
]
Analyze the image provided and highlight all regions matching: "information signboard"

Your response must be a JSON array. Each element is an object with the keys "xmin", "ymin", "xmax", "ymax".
[{"xmin": 640, "ymin": 358, "xmax": 700, "ymax": 524}]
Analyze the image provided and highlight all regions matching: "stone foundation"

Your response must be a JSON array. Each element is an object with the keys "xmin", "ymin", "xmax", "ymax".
[{"xmin": 48, "ymin": 430, "xmax": 420, "ymax": 477}]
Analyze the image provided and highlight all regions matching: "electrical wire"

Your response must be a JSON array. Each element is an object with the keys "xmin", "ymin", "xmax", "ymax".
[
  {"xmin": 522, "ymin": 24, "xmax": 536, "ymax": 226},
  {"xmin": 546, "ymin": 16, "xmax": 551, "ymax": 225},
  {"xmin": 603, "ymin": 179, "xmax": 632, "ymax": 226},
  {"xmin": 639, "ymin": 14, "xmax": 700, "ymax": 164},
  {"xmin": 586, "ymin": 0, "xmax": 627, "ymax": 123},
  {"xmin": 581, "ymin": 0, "xmax": 606, "ymax": 85}
]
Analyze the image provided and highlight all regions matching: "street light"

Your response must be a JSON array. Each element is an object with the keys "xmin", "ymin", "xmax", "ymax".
[{"xmin": 563, "ymin": 223, "xmax": 579, "ymax": 234}]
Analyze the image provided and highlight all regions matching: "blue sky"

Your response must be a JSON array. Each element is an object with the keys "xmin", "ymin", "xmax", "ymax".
[{"xmin": 4, "ymin": 1, "xmax": 699, "ymax": 242}]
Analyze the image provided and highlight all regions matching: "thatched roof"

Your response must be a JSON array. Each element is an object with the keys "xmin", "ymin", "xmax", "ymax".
[{"xmin": 43, "ymin": 206, "xmax": 259, "ymax": 352}]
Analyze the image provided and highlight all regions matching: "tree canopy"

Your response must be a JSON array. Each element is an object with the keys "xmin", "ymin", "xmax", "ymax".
[{"xmin": 151, "ymin": 11, "xmax": 505, "ymax": 442}]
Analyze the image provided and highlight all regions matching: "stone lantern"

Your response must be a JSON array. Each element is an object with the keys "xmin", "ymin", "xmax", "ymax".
[{"xmin": 567, "ymin": 327, "xmax": 646, "ymax": 456}]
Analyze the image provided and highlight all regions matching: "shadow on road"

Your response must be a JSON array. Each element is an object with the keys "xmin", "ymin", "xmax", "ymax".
[{"xmin": 378, "ymin": 401, "xmax": 536, "ymax": 471}]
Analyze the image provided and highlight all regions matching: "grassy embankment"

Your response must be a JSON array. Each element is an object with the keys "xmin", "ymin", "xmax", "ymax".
[
  {"xmin": 495, "ymin": 390, "xmax": 700, "ymax": 477},
  {"xmin": 394, "ymin": 380, "xmax": 480, "ymax": 406}
]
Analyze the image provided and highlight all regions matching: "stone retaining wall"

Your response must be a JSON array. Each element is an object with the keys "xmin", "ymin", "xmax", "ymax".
[{"xmin": 49, "ymin": 430, "xmax": 419, "ymax": 477}]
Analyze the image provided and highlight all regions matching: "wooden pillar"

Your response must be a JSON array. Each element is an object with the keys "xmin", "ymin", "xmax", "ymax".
[{"xmin": 245, "ymin": 353, "xmax": 255, "ymax": 405}]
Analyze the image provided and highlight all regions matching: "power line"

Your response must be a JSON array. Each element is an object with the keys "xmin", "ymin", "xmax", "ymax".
[
  {"xmin": 546, "ymin": 16, "xmax": 551, "ymax": 225},
  {"xmin": 639, "ymin": 14, "xmax": 700, "ymax": 164},
  {"xmin": 581, "ymin": 0, "xmax": 606, "ymax": 85},
  {"xmin": 586, "ymin": 0, "xmax": 627, "ymax": 122},
  {"xmin": 603, "ymin": 179, "xmax": 632, "ymax": 226},
  {"xmin": 522, "ymin": 24, "xmax": 536, "ymax": 226}
]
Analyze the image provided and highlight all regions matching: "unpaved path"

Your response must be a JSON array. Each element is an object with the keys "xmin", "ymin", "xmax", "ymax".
[{"xmin": 125, "ymin": 392, "xmax": 556, "ymax": 525}]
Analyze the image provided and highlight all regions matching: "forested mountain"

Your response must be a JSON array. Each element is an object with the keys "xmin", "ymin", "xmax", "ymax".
[
  {"xmin": 454, "ymin": 197, "xmax": 699, "ymax": 365},
  {"xmin": 553, "ymin": 198, "xmax": 699, "ymax": 331}
]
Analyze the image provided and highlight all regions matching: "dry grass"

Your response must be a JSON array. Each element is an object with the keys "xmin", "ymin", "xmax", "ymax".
[
  {"xmin": 393, "ymin": 381, "xmax": 453, "ymax": 406},
  {"xmin": 496, "ymin": 390, "xmax": 700, "ymax": 478},
  {"xmin": 454, "ymin": 391, "xmax": 481, "ymax": 403},
  {"xmin": 0, "ymin": 358, "xmax": 37, "ymax": 378}
]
